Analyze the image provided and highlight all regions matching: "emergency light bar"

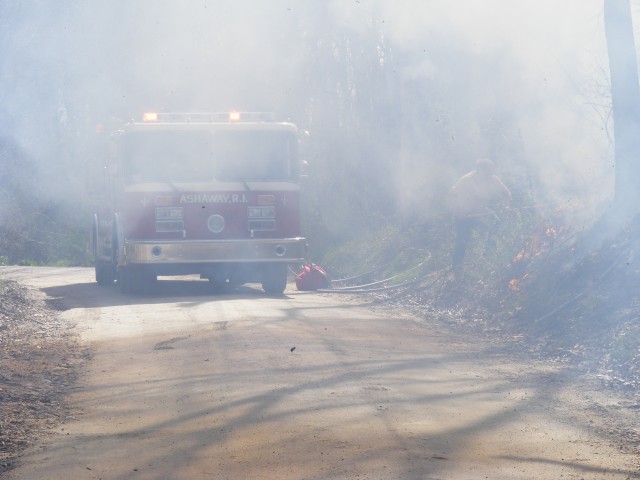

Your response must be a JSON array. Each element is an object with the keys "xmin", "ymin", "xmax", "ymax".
[
  {"xmin": 141, "ymin": 112, "xmax": 276, "ymax": 123},
  {"xmin": 143, "ymin": 112, "xmax": 158, "ymax": 122}
]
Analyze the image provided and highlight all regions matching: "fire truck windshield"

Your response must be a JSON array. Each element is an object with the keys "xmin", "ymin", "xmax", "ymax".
[{"xmin": 122, "ymin": 130, "xmax": 298, "ymax": 184}]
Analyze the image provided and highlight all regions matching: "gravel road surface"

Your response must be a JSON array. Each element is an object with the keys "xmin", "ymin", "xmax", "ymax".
[{"xmin": 1, "ymin": 267, "xmax": 638, "ymax": 479}]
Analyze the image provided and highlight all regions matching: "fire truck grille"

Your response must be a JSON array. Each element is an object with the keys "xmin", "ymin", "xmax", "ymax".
[
  {"xmin": 248, "ymin": 219, "xmax": 276, "ymax": 231},
  {"xmin": 156, "ymin": 220, "xmax": 185, "ymax": 233}
]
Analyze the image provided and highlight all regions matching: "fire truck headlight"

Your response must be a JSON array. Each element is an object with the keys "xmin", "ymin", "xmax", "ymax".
[
  {"xmin": 156, "ymin": 207, "xmax": 184, "ymax": 220},
  {"xmin": 248, "ymin": 206, "xmax": 275, "ymax": 218},
  {"xmin": 207, "ymin": 214, "xmax": 225, "ymax": 233}
]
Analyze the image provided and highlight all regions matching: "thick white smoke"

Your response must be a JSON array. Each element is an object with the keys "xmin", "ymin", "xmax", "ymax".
[
  {"xmin": 329, "ymin": 0, "xmax": 615, "ymax": 225},
  {"xmin": 0, "ymin": 0, "xmax": 634, "ymax": 257}
]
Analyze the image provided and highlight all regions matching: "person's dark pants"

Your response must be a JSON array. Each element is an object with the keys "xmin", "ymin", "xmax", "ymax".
[{"xmin": 452, "ymin": 216, "xmax": 482, "ymax": 271}]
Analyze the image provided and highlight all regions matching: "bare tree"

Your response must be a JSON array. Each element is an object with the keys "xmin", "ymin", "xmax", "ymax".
[{"xmin": 604, "ymin": 0, "xmax": 640, "ymax": 214}]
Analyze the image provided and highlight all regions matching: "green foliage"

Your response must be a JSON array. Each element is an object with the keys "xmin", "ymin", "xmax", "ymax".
[
  {"xmin": 0, "ymin": 199, "xmax": 91, "ymax": 267},
  {"xmin": 17, "ymin": 259, "xmax": 39, "ymax": 266},
  {"xmin": 311, "ymin": 202, "xmax": 539, "ymax": 289},
  {"xmin": 313, "ymin": 213, "xmax": 445, "ymax": 281}
]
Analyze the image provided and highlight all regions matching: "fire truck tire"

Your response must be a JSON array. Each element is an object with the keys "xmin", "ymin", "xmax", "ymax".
[
  {"xmin": 261, "ymin": 264, "xmax": 288, "ymax": 295},
  {"xmin": 95, "ymin": 262, "xmax": 116, "ymax": 286}
]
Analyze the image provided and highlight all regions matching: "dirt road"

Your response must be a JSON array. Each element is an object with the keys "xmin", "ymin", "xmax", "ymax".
[{"xmin": 2, "ymin": 267, "xmax": 639, "ymax": 479}]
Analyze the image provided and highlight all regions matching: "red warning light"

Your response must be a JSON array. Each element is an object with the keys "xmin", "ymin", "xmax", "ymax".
[
  {"xmin": 143, "ymin": 112, "xmax": 158, "ymax": 122},
  {"xmin": 229, "ymin": 111, "xmax": 241, "ymax": 122}
]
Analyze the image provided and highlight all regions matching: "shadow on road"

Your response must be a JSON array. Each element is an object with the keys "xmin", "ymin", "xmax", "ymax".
[
  {"xmin": 18, "ymin": 340, "xmax": 640, "ymax": 480},
  {"xmin": 40, "ymin": 278, "xmax": 291, "ymax": 310}
]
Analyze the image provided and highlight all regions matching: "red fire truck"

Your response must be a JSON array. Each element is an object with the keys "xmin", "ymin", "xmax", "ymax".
[{"xmin": 90, "ymin": 112, "xmax": 307, "ymax": 294}]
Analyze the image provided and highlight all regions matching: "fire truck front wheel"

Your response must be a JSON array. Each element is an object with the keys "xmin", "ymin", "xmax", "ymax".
[
  {"xmin": 261, "ymin": 264, "xmax": 288, "ymax": 295},
  {"xmin": 95, "ymin": 261, "xmax": 116, "ymax": 286}
]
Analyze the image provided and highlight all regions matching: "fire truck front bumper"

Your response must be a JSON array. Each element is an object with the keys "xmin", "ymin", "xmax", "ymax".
[{"xmin": 123, "ymin": 238, "xmax": 307, "ymax": 264}]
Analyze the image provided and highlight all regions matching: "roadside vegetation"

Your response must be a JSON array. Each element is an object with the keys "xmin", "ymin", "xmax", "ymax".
[
  {"xmin": 0, "ymin": 281, "xmax": 85, "ymax": 474},
  {"xmin": 312, "ymin": 203, "xmax": 640, "ymax": 392}
]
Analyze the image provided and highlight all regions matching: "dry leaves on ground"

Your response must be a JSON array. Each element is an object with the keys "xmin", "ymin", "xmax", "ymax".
[{"xmin": 0, "ymin": 280, "xmax": 87, "ymax": 475}]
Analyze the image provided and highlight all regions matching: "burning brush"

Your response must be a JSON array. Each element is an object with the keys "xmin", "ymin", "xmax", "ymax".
[{"xmin": 507, "ymin": 210, "xmax": 566, "ymax": 291}]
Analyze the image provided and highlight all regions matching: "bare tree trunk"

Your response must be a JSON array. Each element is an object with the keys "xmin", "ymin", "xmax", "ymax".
[{"xmin": 604, "ymin": 0, "xmax": 640, "ymax": 214}]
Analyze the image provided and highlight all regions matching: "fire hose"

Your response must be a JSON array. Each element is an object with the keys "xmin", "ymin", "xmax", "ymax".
[
  {"xmin": 289, "ymin": 257, "xmax": 435, "ymax": 294},
  {"xmin": 318, "ymin": 277, "xmax": 422, "ymax": 294},
  {"xmin": 317, "ymin": 255, "xmax": 433, "ymax": 294},
  {"xmin": 329, "ymin": 263, "xmax": 391, "ymax": 284}
]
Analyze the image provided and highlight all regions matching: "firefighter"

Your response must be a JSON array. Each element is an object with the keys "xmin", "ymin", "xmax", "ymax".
[{"xmin": 447, "ymin": 158, "xmax": 511, "ymax": 278}]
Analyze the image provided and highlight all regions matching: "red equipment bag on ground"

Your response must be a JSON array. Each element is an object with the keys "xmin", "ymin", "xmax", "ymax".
[{"xmin": 295, "ymin": 264, "xmax": 330, "ymax": 291}]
